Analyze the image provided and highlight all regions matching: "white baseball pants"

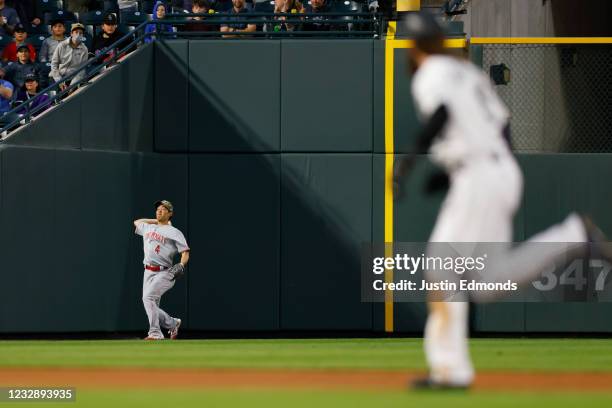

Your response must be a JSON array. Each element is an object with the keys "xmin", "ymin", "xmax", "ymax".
[{"xmin": 424, "ymin": 155, "xmax": 586, "ymax": 385}]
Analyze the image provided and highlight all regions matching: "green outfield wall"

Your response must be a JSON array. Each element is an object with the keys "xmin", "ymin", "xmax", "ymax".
[{"xmin": 0, "ymin": 40, "xmax": 611, "ymax": 334}]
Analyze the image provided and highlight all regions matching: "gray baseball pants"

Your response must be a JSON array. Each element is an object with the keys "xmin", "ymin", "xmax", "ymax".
[{"xmin": 142, "ymin": 270, "xmax": 178, "ymax": 339}]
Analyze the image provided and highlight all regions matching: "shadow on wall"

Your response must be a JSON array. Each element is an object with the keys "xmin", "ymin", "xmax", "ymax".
[
  {"xmin": 156, "ymin": 41, "xmax": 374, "ymax": 330},
  {"xmin": 560, "ymin": 46, "xmax": 612, "ymax": 153}
]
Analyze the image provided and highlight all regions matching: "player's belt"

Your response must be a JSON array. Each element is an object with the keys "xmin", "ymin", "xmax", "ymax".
[{"xmin": 145, "ymin": 264, "xmax": 168, "ymax": 272}]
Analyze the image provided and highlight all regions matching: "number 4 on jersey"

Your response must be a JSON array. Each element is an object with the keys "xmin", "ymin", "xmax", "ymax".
[{"xmin": 154, "ymin": 245, "xmax": 161, "ymax": 254}]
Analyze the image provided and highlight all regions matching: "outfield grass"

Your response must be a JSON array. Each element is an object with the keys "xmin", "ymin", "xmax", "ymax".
[
  {"xmin": 2, "ymin": 338, "xmax": 612, "ymax": 408},
  {"xmin": 1, "ymin": 338, "xmax": 612, "ymax": 372},
  {"xmin": 9, "ymin": 389, "xmax": 612, "ymax": 408}
]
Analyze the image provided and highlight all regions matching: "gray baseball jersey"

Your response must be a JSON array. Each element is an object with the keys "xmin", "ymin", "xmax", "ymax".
[{"xmin": 135, "ymin": 223, "xmax": 190, "ymax": 268}]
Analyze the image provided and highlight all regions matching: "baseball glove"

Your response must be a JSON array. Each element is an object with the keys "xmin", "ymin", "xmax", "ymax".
[{"xmin": 168, "ymin": 263, "xmax": 185, "ymax": 281}]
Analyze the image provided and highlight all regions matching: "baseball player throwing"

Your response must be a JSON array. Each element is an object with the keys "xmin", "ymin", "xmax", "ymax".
[
  {"xmin": 134, "ymin": 200, "xmax": 190, "ymax": 340},
  {"xmin": 394, "ymin": 12, "xmax": 611, "ymax": 389}
]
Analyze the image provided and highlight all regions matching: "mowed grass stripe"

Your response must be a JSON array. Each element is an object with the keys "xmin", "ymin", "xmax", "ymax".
[
  {"xmin": 1, "ymin": 338, "xmax": 612, "ymax": 372},
  {"xmin": 13, "ymin": 389, "xmax": 612, "ymax": 408}
]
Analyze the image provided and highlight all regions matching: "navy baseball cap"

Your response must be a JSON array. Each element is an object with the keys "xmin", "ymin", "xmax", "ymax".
[
  {"xmin": 16, "ymin": 44, "xmax": 30, "ymax": 52},
  {"xmin": 24, "ymin": 72, "xmax": 38, "ymax": 82},
  {"xmin": 14, "ymin": 23, "xmax": 26, "ymax": 33},
  {"xmin": 103, "ymin": 12, "xmax": 118, "ymax": 25}
]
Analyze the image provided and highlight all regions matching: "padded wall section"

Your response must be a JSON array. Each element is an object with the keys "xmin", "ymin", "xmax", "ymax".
[
  {"xmin": 81, "ymin": 44, "xmax": 154, "ymax": 150},
  {"xmin": 391, "ymin": 154, "xmax": 528, "ymax": 333},
  {"xmin": 128, "ymin": 153, "xmax": 190, "ymax": 330},
  {"xmin": 372, "ymin": 41, "xmax": 386, "ymax": 153},
  {"xmin": 7, "ymin": 96, "xmax": 81, "ymax": 149},
  {"xmin": 281, "ymin": 154, "xmax": 372, "ymax": 329},
  {"xmin": 281, "ymin": 40, "xmax": 374, "ymax": 152},
  {"xmin": 155, "ymin": 40, "xmax": 189, "ymax": 152},
  {"xmin": 392, "ymin": 48, "xmax": 421, "ymax": 154},
  {"xmin": 0, "ymin": 146, "xmax": 187, "ymax": 333},
  {"xmin": 390, "ymin": 155, "xmax": 442, "ymax": 332},
  {"xmin": 371, "ymin": 154, "xmax": 386, "ymax": 331},
  {"xmin": 189, "ymin": 41, "xmax": 280, "ymax": 152},
  {"xmin": 0, "ymin": 147, "xmax": 56, "ymax": 331},
  {"xmin": 188, "ymin": 155, "xmax": 280, "ymax": 330},
  {"xmin": 0, "ymin": 147, "xmax": 132, "ymax": 331},
  {"xmin": 470, "ymin": 155, "xmax": 612, "ymax": 333},
  {"xmin": 521, "ymin": 154, "xmax": 612, "ymax": 332}
]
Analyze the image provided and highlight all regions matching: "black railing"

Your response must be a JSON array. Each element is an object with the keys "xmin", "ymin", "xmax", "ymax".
[
  {"xmin": 0, "ymin": 11, "xmax": 384, "ymax": 137},
  {"xmin": 161, "ymin": 12, "xmax": 383, "ymax": 38},
  {"xmin": 0, "ymin": 20, "xmax": 149, "ymax": 137}
]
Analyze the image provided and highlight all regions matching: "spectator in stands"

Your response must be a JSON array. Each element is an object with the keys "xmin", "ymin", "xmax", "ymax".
[
  {"xmin": 7, "ymin": 0, "xmax": 42, "ymax": 31},
  {"xmin": 0, "ymin": 44, "xmax": 36, "ymax": 89},
  {"xmin": 39, "ymin": 19, "xmax": 67, "ymax": 63},
  {"xmin": 13, "ymin": 72, "xmax": 50, "ymax": 115},
  {"xmin": 0, "ymin": 0, "xmax": 19, "ymax": 36},
  {"xmin": 92, "ymin": 12, "xmax": 130, "ymax": 61},
  {"xmin": 265, "ymin": 0, "xmax": 305, "ymax": 32},
  {"xmin": 49, "ymin": 23, "xmax": 89, "ymax": 90},
  {"xmin": 220, "ymin": 0, "xmax": 256, "ymax": 37},
  {"xmin": 145, "ymin": 2, "xmax": 175, "ymax": 43},
  {"xmin": 303, "ymin": 0, "xmax": 333, "ymax": 31},
  {"xmin": 182, "ymin": 0, "xmax": 215, "ymax": 34},
  {"xmin": 0, "ymin": 75, "xmax": 13, "ymax": 113},
  {"xmin": 65, "ymin": 0, "xmax": 97, "ymax": 14},
  {"xmin": 2, "ymin": 24, "xmax": 36, "ymax": 63}
]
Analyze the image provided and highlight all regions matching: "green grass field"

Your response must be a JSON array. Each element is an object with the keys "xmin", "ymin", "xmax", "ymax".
[{"xmin": 1, "ymin": 338, "xmax": 612, "ymax": 407}]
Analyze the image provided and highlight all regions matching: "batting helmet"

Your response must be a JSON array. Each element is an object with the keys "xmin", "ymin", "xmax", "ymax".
[{"xmin": 398, "ymin": 12, "xmax": 445, "ymax": 41}]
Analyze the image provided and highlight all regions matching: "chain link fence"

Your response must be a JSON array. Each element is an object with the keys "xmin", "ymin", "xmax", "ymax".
[{"xmin": 481, "ymin": 44, "xmax": 612, "ymax": 153}]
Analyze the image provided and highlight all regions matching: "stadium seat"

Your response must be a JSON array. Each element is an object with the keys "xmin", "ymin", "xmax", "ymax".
[
  {"xmin": 253, "ymin": 0, "xmax": 274, "ymax": 13},
  {"xmin": 38, "ymin": 0, "xmax": 61, "ymax": 14},
  {"xmin": 81, "ymin": 10, "xmax": 105, "ymax": 26},
  {"xmin": 252, "ymin": 0, "xmax": 274, "ymax": 31},
  {"xmin": 329, "ymin": 0, "xmax": 361, "ymax": 31},
  {"xmin": 29, "ymin": 34, "xmax": 47, "ymax": 51},
  {"xmin": 84, "ymin": 24, "xmax": 95, "ymax": 37},
  {"xmin": 104, "ymin": 0, "xmax": 120, "ymax": 14},
  {"xmin": 122, "ymin": 10, "xmax": 148, "ymax": 26},
  {"xmin": 27, "ymin": 23, "xmax": 49, "ymax": 35},
  {"xmin": 0, "ymin": 35, "xmax": 12, "ymax": 51},
  {"xmin": 117, "ymin": 23, "xmax": 131, "ymax": 34},
  {"xmin": 44, "ymin": 10, "xmax": 77, "ymax": 26},
  {"xmin": 331, "ymin": 0, "xmax": 363, "ymax": 14},
  {"xmin": 140, "ymin": 0, "xmax": 155, "ymax": 13},
  {"xmin": 36, "ymin": 62, "xmax": 52, "ymax": 89},
  {"xmin": 0, "ymin": 112, "xmax": 22, "ymax": 128},
  {"xmin": 83, "ymin": 32, "xmax": 94, "ymax": 49},
  {"xmin": 213, "ymin": 0, "xmax": 233, "ymax": 12}
]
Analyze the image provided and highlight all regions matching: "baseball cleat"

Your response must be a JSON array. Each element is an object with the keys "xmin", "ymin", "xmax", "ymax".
[
  {"xmin": 410, "ymin": 377, "xmax": 470, "ymax": 391},
  {"xmin": 144, "ymin": 336, "xmax": 163, "ymax": 340},
  {"xmin": 581, "ymin": 215, "xmax": 612, "ymax": 263},
  {"xmin": 169, "ymin": 318, "xmax": 181, "ymax": 340}
]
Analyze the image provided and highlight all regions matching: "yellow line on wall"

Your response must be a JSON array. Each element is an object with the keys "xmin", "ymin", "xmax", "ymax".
[
  {"xmin": 397, "ymin": 0, "xmax": 420, "ymax": 12},
  {"xmin": 383, "ymin": 30, "xmax": 466, "ymax": 332},
  {"xmin": 471, "ymin": 37, "xmax": 612, "ymax": 44},
  {"xmin": 389, "ymin": 38, "xmax": 467, "ymax": 49},
  {"xmin": 384, "ymin": 28, "xmax": 395, "ymax": 333}
]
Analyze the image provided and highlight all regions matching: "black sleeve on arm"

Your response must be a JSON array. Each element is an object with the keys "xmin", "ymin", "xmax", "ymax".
[
  {"xmin": 502, "ymin": 121, "xmax": 512, "ymax": 149},
  {"xmin": 415, "ymin": 104, "xmax": 449, "ymax": 153}
]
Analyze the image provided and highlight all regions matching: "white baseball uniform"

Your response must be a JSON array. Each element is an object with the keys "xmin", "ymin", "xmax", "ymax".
[
  {"xmin": 411, "ymin": 55, "xmax": 587, "ymax": 385},
  {"xmin": 135, "ymin": 222, "xmax": 190, "ymax": 339}
]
